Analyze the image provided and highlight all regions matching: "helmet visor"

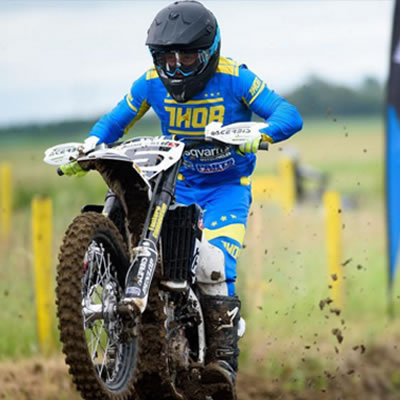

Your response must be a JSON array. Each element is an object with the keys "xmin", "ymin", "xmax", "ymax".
[{"xmin": 151, "ymin": 48, "xmax": 213, "ymax": 79}]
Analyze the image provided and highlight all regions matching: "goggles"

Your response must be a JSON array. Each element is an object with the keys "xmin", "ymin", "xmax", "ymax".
[
  {"xmin": 151, "ymin": 48, "xmax": 212, "ymax": 78},
  {"xmin": 150, "ymin": 27, "xmax": 220, "ymax": 79}
]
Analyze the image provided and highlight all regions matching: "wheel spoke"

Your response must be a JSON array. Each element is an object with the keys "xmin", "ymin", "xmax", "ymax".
[
  {"xmin": 99, "ymin": 338, "xmax": 111, "ymax": 379},
  {"xmin": 82, "ymin": 241, "xmax": 123, "ymax": 383},
  {"xmin": 90, "ymin": 320, "xmax": 105, "ymax": 362}
]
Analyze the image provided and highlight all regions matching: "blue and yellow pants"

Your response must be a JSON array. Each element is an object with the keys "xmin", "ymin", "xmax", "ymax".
[{"xmin": 175, "ymin": 178, "xmax": 252, "ymax": 296}]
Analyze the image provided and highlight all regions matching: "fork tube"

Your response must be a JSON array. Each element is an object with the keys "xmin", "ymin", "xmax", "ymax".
[
  {"xmin": 124, "ymin": 161, "xmax": 182, "ymax": 310},
  {"xmin": 141, "ymin": 160, "xmax": 181, "ymax": 244},
  {"xmin": 139, "ymin": 173, "xmax": 163, "ymax": 243}
]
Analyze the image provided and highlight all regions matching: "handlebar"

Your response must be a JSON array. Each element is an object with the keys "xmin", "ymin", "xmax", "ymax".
[
  {"xmin": 55, "ymin": 138, "xmax": 268, "ymax": 176},
  {"xmin": 258, "ymin": 141, "xmax": 269, "ymax": 151},
  {"xmin": 183, "ymin": 137, "xmax": 269, "ymax": 151}
]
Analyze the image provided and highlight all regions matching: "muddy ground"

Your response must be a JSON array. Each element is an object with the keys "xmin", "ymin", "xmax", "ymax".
[{"xmin": 1, "ymin": 342, "xmax": 400, "ymax": 400}]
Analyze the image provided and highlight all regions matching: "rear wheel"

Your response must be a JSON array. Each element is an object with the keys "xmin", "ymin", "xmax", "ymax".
[{"xmin": 56, "ymin": 212, "xmax": 139, "ymax": 400}]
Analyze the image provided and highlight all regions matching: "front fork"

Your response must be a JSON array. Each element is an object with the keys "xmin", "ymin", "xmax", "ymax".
[{"xmin": 123, "ymin": 162, "xmax": 181, "ymax": 313}]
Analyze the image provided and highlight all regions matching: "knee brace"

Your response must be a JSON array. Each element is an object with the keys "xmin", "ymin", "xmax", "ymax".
[{"xmin": 196, "ymin": 235, "xmax": 228, "ymax": 296}]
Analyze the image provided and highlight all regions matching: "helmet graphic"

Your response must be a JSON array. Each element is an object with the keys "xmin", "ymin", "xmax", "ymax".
[{"xmin": 146, "ymin": 0, "xmax": 221, "ymax": 102}]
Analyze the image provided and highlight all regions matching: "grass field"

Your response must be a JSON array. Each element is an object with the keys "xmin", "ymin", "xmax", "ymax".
[{"xmin": 0, "ymin": 115, "xmax": 397, "ymax": 387}]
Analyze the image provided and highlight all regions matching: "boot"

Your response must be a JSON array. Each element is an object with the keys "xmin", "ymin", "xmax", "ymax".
[{"xmin": 201, "ymin": 295, "xmax": 241, "ymax": 399}]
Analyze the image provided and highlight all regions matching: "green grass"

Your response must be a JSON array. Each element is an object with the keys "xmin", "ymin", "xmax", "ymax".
[
  {"xmin": 0, "ymin": 115, "xmax": 397, "ymax": 372},
  {"xmin": 255, "ymin": 115, "xmax": 384, "ymax": 199},
  {"xmin": 0, "ymin": 209, "xmax": 41, "ymax": 358},
  {"xmin": 234, "ymin": 114, "xmax": 394, "ymax": 380}
]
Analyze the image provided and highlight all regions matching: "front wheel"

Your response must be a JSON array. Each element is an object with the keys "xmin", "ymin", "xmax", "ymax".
[{"xmin": 56, "ymin": 212, "xmax": 139, "ymax": 400}]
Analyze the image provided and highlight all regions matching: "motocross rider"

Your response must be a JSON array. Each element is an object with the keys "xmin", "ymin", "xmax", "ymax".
[{"xmin": 61, "ymin": 0, "xmax": 303, "ymax": 395}]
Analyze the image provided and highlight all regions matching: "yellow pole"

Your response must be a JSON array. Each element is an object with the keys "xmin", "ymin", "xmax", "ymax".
[
  {"xmin": 252, "ymin": 175, "xmax": 280, "ymax": 203},
  {"xmin": 247, "ymin": 205, "xmax": 264, "ymax": 310},
  {"xmin": 323, "ymin": 191, "xmax": 343, "ymax": 308},
  {"xmin": 279, "ymin": 157, "xmax": 296, "ymax": 214},
  {"xmin": 32, "ymin": 196, "xmax": 55, "ymax": 354},
  {"xmin": 0, "ymin": 163, "xmax": 12, "ymax": 240}
]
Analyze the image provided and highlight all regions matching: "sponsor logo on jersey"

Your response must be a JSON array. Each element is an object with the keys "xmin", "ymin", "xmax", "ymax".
[
  {"xmin": 164, "ymin": 105, "xmax": 225, "ymax": 129},
  {"xmin": 184, "ymin": 145, "xmax": 231, "ymax": 162},
  {"xmin": 196, "ymin": 158, "xmax": 235, "ymax": 174},
  {"xmin": 249, "ymin": 77, "xmax": 262, "ymax": 96}
]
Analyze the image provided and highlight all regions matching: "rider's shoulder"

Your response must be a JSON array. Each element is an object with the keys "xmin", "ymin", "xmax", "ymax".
[
  {"xmin": 215, "ymin": 56, "xmax": 250, "ymax": 78},
  {"xmin": 145, "ymin": 67, "xmax": 159, "ymax": 81}
]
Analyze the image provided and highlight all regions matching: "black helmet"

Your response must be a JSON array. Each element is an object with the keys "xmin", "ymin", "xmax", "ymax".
[{"xmin": 146, "ymin": 0, "xmax": 221, "ymax": 102}]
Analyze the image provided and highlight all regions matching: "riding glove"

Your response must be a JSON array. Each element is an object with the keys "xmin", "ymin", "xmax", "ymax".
[
  {"xmin": 237, "ymin": 137, "xmax": 261, "ymax": 154},
  {"xmin": 60, "ymin": 161, "xmax": 88, "ymax": 177},
  {"xmin": 237, "ymin": 123, "xmax": 273, "ymax": 154}
]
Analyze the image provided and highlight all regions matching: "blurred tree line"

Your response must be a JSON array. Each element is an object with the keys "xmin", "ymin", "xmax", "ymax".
[
  {"xmin": 0, "ymin": 76, "xmax": 384, "ymax": 141},
  {"xmin": 285, "ymin": 75, "xmax": 384, "ymax": 117}
]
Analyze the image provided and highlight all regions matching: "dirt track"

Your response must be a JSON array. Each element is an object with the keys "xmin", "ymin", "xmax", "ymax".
[{"xmin": 1, "ymin": 342, "xmax": 400, "ymax": 400}]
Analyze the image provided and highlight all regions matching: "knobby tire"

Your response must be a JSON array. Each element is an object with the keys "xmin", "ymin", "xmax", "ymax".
[{"xmin": 56, "ymin": 212, "xmax": 139, "ymax": 400}]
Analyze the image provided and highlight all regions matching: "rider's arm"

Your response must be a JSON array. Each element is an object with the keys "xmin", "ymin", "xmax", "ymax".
[
  {"xmin": 235, "ymin": 66, "xmax": 303, "ymax": 143},
  {"xmin": 88, "ymin": 72, "xmax": 151, "ymax": 144}
]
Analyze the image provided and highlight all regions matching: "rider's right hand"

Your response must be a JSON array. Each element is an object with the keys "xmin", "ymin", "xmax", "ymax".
[
  {"xmin": 59, "ymin": 161, "xmax": 88, "ymax": 177},
  {"xmin": 59, "ymin": 136, "xmax": 101, "ymax": 176}
]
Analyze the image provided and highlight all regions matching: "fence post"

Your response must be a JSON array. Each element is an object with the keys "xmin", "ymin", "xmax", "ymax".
[
  {"xmin": 323, "ymin": 191, "xmax": 343, "ymax": 308},
  {"xmin": 279, "ymin": 157, "xmax": 297, "ymax": 214},
  {"xmin": 32, "ymin": 196, "xmax": 55, "ymax": 354},
  {"xmin": 246, "ymin": 205, "xmax": 265, "ymax": 310},
  {"xmin": 0, "ymin": 163, "xmax": 12, "ymax": 241}
]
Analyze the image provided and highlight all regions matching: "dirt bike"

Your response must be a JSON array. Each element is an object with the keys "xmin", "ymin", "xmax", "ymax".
[{"xmin": 44, "ymin": 121, "xmax": 268, "ymax": 400}]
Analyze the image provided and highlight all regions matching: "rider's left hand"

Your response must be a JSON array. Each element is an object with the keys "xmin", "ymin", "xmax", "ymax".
[
  {"xmin": 237, "ymin": 137, "xmax": 261, "ymax": 155},
  {"xmin": 236, "ymin": 123, "xmax": 272, "ymax": 155}
]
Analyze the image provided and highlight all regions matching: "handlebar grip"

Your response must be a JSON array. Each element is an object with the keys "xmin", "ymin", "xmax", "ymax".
[
  {"xmin": 258, "ymin": 141, "xmax": 269, "ymax": 151},
  {"xmin": 57, "ymin": 167, "xmax": 64, "ymax": 176}
]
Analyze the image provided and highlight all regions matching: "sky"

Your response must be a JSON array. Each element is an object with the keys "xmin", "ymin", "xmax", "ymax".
[{"xmin": 0, "ymin": 0, "xmax": 395, "ymax": 127}]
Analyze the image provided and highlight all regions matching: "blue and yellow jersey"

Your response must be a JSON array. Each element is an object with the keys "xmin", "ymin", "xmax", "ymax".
[{"xmin": 89, "ymin": 57, "xmax": 303, "ymax": 185}]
